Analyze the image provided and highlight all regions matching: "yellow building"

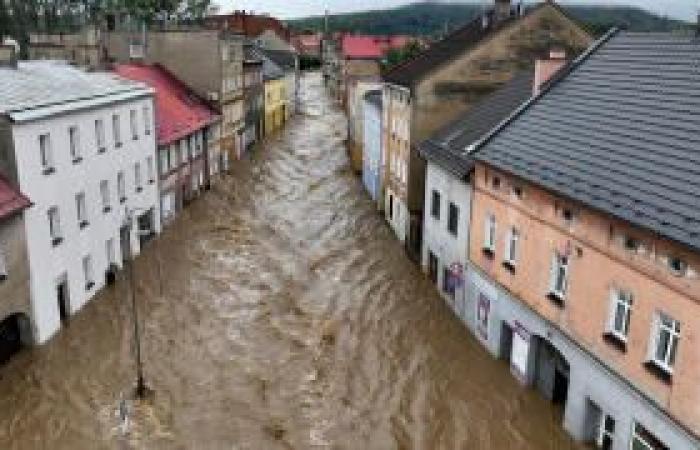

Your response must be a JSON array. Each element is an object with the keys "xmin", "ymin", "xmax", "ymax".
[{"xmin": 264, "ymin": 77, "xmax": 286, "ymax": 136}]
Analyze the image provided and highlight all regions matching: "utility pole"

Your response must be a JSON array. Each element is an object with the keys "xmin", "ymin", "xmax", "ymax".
[{"xmin": 125, "ymin": 208, "xmax": 148, "ymax": 399}]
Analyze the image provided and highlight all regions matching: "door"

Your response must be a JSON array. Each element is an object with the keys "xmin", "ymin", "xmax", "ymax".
[
  {"xmin": 553, "ymin": 367, "xmax": 569, "ymax": 406},
  {"xmin": 57, "ymin": 279, "xmax": 70, "ymax": 323},
  {"xmin": 428, "ymin": 251, "xmax": 438, "ymax": 285},
  {"xmin": 120, "ymin": 225, "xmax": 131, "ymax": 262}
]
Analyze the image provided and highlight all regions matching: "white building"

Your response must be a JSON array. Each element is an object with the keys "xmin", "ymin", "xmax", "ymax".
[
  {"xmin": 421, "ymin": 162, "xmax": 471, "ymax": 311},
  {"xmin": 0, "ymin": 61, "xmax": 160, "ymax": 343}
]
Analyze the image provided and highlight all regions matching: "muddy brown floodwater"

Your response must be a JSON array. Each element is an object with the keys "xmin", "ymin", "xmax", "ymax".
[{"xmin": 0, "ymin": 72, "xmax": 587, "ymax": 450}]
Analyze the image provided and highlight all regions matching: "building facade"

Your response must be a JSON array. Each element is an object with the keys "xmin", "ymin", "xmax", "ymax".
[
  {"xmin": 382, "ymin": 83, "xmax": 410, "ymax": 244},
  {"xmin": 466, "ymin": 31, "xmax": 700, "ymax": 450},
  {"xmin": 243, "ymin": 46, "xmax": 264, "ymax": 152},
  {"xmin": 361, "ymin": 90, "xmax": 382, "ymax": 206},
  {"xmin": 382, "ymin": 0, "xmax": 592, "ymax": 257},
  {"xmin": 114, "ymin": 64, "xmax": 220, "ymax": 226},
  {"xmin": 261, "ymin": 49, "xmax": 299, "ymax": 119},
  {"xmin": 348, "ymin": 80, "xmax": 382, "ymax": 173},
  {"xmin": 0, "ymin": 61, "xmax": 160, "ymax": 344},
  {"xmin": 261, "ymin": 52, "xmax": 287, "ymax": 137},
  {"xmin": 0, "ymin": 175, "xmax": 32, "ymax": 358},
  {"xmin": 106, "ymin": 29, "xmax": 245, "ymax": 164}
]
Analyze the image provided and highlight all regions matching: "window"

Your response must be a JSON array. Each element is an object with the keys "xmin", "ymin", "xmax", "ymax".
[
  {"xmin": 69, "ymin": 126, "xmax": 81, "ymax": 162},
  {"xmin": 442, "ymin": 267, "xmax": 455, "ymax": 298},
  {"xmin": 180, "ymin": 140, "xmax": 187, "ymax": 164},
  {"xmin": 143, "ymin": 105, "xmax": 151, "ymax": 135},
  {"xmin": 388, "ymin": 194, "xmax": 394, "ymax": 220},
  {"xmin": 159, "ymin": 148, "xmax": 169, "ymax": 176},
  {"xmin": 117, "ymin": 171, "xmax": 126, "ymax": 202},
  {"xmin": 492, "ymin": 176, "xmax": 500, "ymax": 189},
  {"xmin": 82, "ymin": 254, "xmax": 94, "ymax": 290},
  {"xmin": 95, "ymin": 119, "xmax": 106, "ymax": 152},
  {"xmin": 48, "ymin": 206, "xmax": 62, "ymax": 245},
  {"xmin": 549, "ymin": 252, "xmax": 569, "ymax": 301},
  {"xmin": 596, "ymin": 414, "xmax": 615, "ymax": 450},
  {"xmin": 147, "ymin": 156, "xmax": 154, "ymax": 183},
  {"xmin": 608, "ymin": 289, "xmax": 633, "ymax": 341},
  {"xmin": 431, "ymin": 190, "xmax": 440, "ymax": 219},
  {"xmin": 100, "ymin": 180, "xmax": 111, "ymax": 212},
  {"xmin": 112, "ymin": 114, "xmax": 122, "ymax": 147},
  {"xmin": 134, "ymin": 163, "xmax": 142, "ymax": 192},
  {"xmin": 447, "ymin": 203, "xmax": 459, "ymax": 236},
  {"xmin": 512, "ymin": 185, "xmax": 523, "ymax": 199},
  {"xmin": 483, "ymin": 214, "xmax": 496, "ymax": 254},
  {"xmin": 0, "ymin": 244, "xmax": 7, "ymax": 280},
  {"xmin": 39, "ymin": 133, "xmax": 54, "ymax": 174},
  {"xmin": 75, "ymin": 192, "xmax": 88, "ymax": 228},
  {"xmin": 649, "ymin": 312, "xmax": 680, "ymax": 374},
  {"xmin": 631, "ymin": 423, "xmax": 668, "ymax": 450},
  {"xmin": 106, "ymin": 238, "xmax": 116, "ymax": 266},
  {"xmin": 130, "ymin": 109, "xmax": 138, "ymax": 140},
  {"xmin": 504, "ymin": 227, "xmax": 519, "ymax": 267},
  {"xmin": 667, "ymin": 256, "xmax": 688, "ymax": 277}
]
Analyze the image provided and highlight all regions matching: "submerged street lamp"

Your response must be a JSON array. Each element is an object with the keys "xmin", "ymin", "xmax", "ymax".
[{"xmin": 123, "ymin": 206, "xmax": 161, "ymax": 399}]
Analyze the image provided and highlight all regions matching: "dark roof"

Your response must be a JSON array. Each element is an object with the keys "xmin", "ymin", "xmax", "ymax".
[
  {"xmin": 253, "ymin": 47, "xmax": 285, "ymax": 81},
  {"xmin": 0, "ymin": 174, "xmax": 30, "ymax": 220},
  {"xmin": 260, "ymin": 49, "xmax": 297, "ymax": 70},
  {"xmin": 475, "ymin": 31, "xmax": 700, "ymax": 251},
  {"xmin": 419, "ymin": 70, "xmax": 534, "ymax": 179},
  {"xmin": 364, "ymin": 89, "xmax": 382, "ymax": 107},
  {"xmin": 244, "ymin": 44, "xmax": 263, "ymax": 65}
]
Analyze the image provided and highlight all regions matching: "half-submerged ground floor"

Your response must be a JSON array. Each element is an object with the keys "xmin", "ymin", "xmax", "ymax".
[
  {"xmin": 425, "ymin": 264, "xmax": 700, "ymax": 450},
  {"xmin": 384, "ymin": 187, "xmax": 407, "ymax": 244}
]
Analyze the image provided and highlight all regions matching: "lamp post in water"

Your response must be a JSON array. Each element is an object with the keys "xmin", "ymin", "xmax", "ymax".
[{"xmin": 124, "ymin": 206, "xmax": 161, "ymax": 399}]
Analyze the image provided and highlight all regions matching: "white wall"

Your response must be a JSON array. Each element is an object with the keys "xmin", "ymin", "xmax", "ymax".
[
  {"xmin": 385, "ymin": 187, "xmax": 407, "ymax": 243},
  {"xmin": 12, "ymin": 96, "xmax": 161, "ymax": 343},
  {"xmin": 421, "ymin": 162, "xmax": 471, "ymax": 302}
]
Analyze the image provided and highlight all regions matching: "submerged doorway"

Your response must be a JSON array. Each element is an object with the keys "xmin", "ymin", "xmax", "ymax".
[
  {"xmin": 536, "ymin": 339, "xmax": 570, "ymax": 410},
  {"xmin": 56, "ymin": 276, "xmax": 70, "ymax": 324}
]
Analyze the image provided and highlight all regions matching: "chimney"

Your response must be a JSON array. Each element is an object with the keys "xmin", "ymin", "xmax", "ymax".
[{"xmin": 533, "ymin": 49, "xmax": 567, "ymax": 95}]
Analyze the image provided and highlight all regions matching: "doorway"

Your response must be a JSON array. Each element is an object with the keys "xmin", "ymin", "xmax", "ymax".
[
  {"xmin": 120, "ymin": 225, "xmax": 131, "ymax": 262},
  {"xmin": 56, "ymin": 277, "xmax": 70, "ymax": 323}
]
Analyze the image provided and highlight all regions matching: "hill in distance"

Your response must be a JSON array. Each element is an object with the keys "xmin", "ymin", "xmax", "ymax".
[{"xmin": 287, "ymin": 2, "xmax": 691, "ymax": 37}]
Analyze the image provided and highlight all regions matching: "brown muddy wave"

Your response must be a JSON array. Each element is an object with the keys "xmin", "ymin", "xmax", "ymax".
[{"xmin": 0, "ymin": 72, "xmax": 585, "ymax": 450}]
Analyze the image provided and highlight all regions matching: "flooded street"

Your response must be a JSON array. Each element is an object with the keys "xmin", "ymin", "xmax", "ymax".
[{"xmin": 0, "ymin": 72, "xmax": 585, "ymax": 450}]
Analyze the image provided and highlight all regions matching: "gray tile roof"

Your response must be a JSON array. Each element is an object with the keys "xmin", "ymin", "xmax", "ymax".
[
  {"xmin": 0, "ymin": 60, "xmax": 150, "ymax": 121},
  {"xmin": 253, "ymin": 48, "xmax": 285, "ymax": 81},
  {"xmin": 260, "ymin": 49, "xmax": 297, "ymax": 71},
  {"xmin": 418, "ymin": 70, "xmax": 534, "ymax": 180},
  {"xmin": 475, "ymin": 31, "xmax": 700, "ymax": 251}
]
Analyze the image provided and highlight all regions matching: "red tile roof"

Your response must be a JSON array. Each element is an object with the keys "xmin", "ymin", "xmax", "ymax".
[
  {"xmin": 113, "ymin": 64, "xmax": 220, "ymax": 146},
  {"xmin": 0, "ymin": 174, "xmax": 30, "ymax": 220},
  {"xmin": 341, "ymin": 35, "xmax": 415, "ymax": 60}
]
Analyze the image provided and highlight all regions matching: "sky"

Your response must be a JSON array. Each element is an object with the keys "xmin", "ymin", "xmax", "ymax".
[{"xmin": 212, "ymin": 0, "xmax": 696, "ymax": 22}]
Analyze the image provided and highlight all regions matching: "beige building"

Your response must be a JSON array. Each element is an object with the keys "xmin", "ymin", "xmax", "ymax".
[
  {"xmin": 106, "ymin": 29, "xmax": 245, "ymax": 164},
  {"xmin": 382, "ymin": 0, "xmax": 591, "ymax": 257},
  {"xmin": 28, "ymin": 25, "xmax": 105, "ymax": 69}
]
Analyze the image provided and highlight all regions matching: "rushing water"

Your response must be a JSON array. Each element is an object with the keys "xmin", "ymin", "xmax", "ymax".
[{"xmin": 0, "ymin": 72, "xmax": 586, "ymax": 450}]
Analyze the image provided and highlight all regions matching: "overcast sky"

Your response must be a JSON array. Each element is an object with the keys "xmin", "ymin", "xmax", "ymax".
[{"xmin": 212, "ymin": 0, "xmax": 696, "ymax": 22}]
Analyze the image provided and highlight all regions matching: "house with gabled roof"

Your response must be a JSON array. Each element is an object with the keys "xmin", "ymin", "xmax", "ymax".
[
  {"xmin": 381, "ymin": 0, "xmax": 592, "ymax": 258},
  {"xmin": 468, "ymin": 29, "xmax": 700, "ymax": 450}
]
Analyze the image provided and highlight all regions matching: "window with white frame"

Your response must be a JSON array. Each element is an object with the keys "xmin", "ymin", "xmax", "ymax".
[
  {"xmin": 69, "ymin": 126, "xmax": 81, "ymax": 162},
  {"xmin": 649, "ymin": 312, "xmax": 680, "ymax": 373},
  {"xmin": 504, "ymin": 227, "xmax": 519, "ymax": 266},
  {"xmin": 170, "ymin": 144, "xmax": 179, "ymax": 170},
  {"xmin": 631, "ymin": 422, "xmax": 668, "ymax": 450},
  {"xmin": 112, "ymin": 114, "xmax": 122, "ymax": 147},
  {"xmin": 48, "ymin": 206, "xmax": 62, "ymax": 244},
  {"xmin": 607, "ymin": 289, "xmax": 633, "ymax": 341},
  {"xmin": 180, "ymin": 139, "xmax": 188, "ymax": 163},
  {"xmin": 130, "ymin": 109, "xmax": 138, "ymax": 140},
  {"xmin": 595, "ymin": 413, "xmax": 615, "ymax": 450},
  {"xmin": 484, "ymin": 213, "xmax": 496, "ymax": 252},
  {"xmin": 117, "ymin": 171, "xmax": 126, "ymax": 202},
  {"xmin": 100, "ymin": 180, "xmax": 111, "ymax": 212},
  {"xmin": 39, "ymin": 133, "xmax": 54, "ymax": 173},
  {"xmin": 106, "ymin": 238, "xmax": 115, "ymax": 266},
  {"xmin": 82, "ymin": 254, "xmax": 94, "ymax": 290},
  {"xmin": 549, "ymin": 252, "xmax": 569, "ymax": 300},
  {"xmin": 95, "ymin": 119, "xmax": 106, "ymax": 152},
  {"xmin": 134, "ymin": 162, "xmax": 142, "ymax": 192},
  {"xmin": 146, "ymin": 156, "xmax": 154, "ymax": 183},
  {"xmin": 75, "ymin": 192, "xmax": 87, "ymax": 228},
  {"xmin": 159, "ymin": 148, "xmax": 169, "ymax": 176},
  {"xmin": 0, "ymin": 244, "xmax": 7, "ymax": 280},
  {"xmin": 143, "ymin": 105, "xmax": 151, "ymax": 135}
]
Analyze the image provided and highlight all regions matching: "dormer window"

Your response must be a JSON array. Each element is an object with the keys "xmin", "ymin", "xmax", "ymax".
[
  {"xmin": 492, "ymin": 176, "xmax": 501, "ymax": 190},
  {"xmin": 624, "ymin": 236, "xmax": 640, "ymax": 251},
  {"xmin": 668, "ymin": 256, "xmax": 688, "ymax": 277},
  {"xmin": 562, "ymin": 208, "xmax": 574, "ymax": 222}
]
